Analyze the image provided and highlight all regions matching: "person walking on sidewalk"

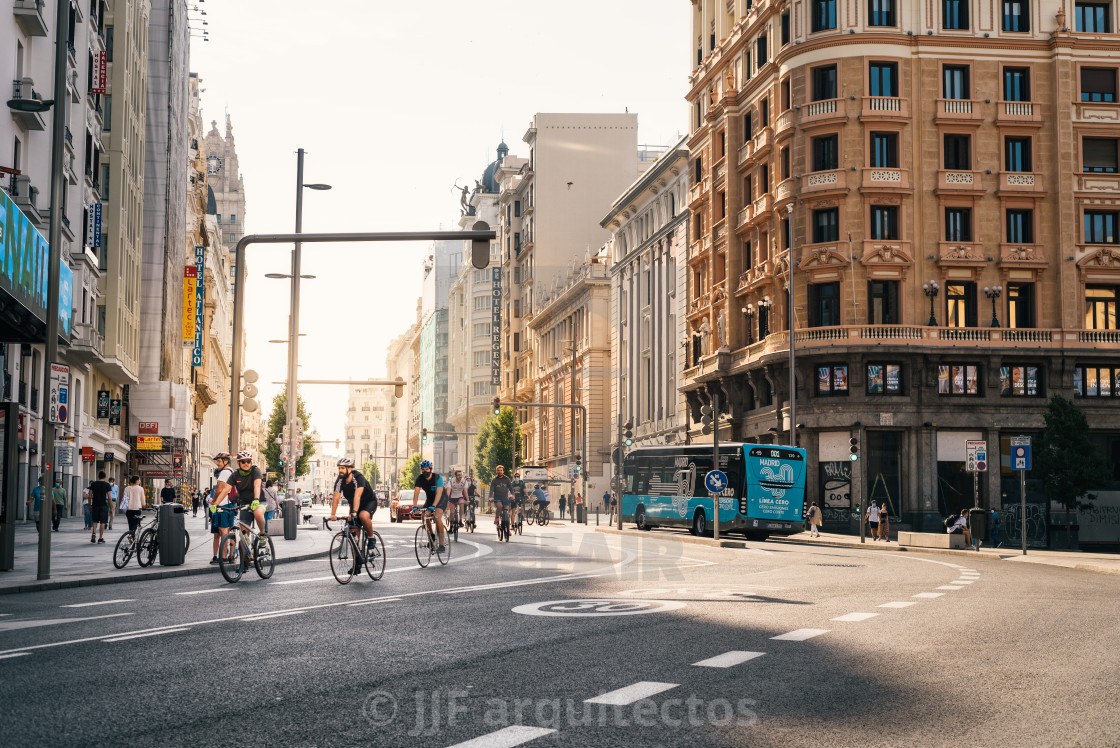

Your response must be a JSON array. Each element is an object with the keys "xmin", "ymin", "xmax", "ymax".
[
  {"xmin": 88, "ymin": 472, "xmax": 112, "ymax": 544},
  {"xmin": 107, "ymin": 477, "xmax": 118, "ymax": 530},
  {"xmin": 51, "ymin": 480, "xmax": 67, "ymax": 532},
  {"xmin": 123, "ymin": 476, "xmax": 145, "ymax": 539},
  {"xmin": 26, "ymin": 479, "xmax": 44, "ymax": 531},
  {"xmin": 261, "ymin": 479, "xmax": 280, "ymax": 532},
  {"xmin": 81, "ymin": 485, "xmax": 91, "ymax": 531},
  {"xmin": 877, "ymin": 503, "xmax": 890, "ymax": 542},
  {"xmin": 990, "ymin": 508, "xmax": 1002, "ymax": 548},
  {"xmin": 559, "ymin": 494, "xmax": 567, "ymax": 519},
  {"xmin": 866, "ymin": 503, "xmax": 881, "ymax": 541},
  {"xmin": 159, "ymin": 479, "xmax": 177, "ymax": 504},
  {"xmin": 806, "ymin": 502, "xmax": 822, "ymax": 537}
]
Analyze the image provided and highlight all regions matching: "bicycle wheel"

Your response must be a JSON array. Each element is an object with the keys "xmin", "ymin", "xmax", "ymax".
[
  {"xmin": 436, "ymin": 531, "xmax": 451, "ymax": 565},
  {"xmin": 329, "ymin": 532, "xmax": 356, "ymax": 584},
  {"xmin": 254, "ymin": 534, "xmax": 276, "ymax": 579},
  {"xmin": 365, "ymin": 531, "xmax": 386, "ymax": 581},
  {"xmin": 136, "ymin": 528, "xmax": 158, "ymax": 567},
  {"xmin": 218, "ymin": 533, "xmax": 244, "ymax": 583},
  {"xmin": 113, "ymin": 533, "xmax": 135, "ymax": 569},
  {"xmin": 525, "ymin": 511, "xmax": 535, "ymax": 526},
  {"xmin": 540, "ymin": 510, "xmax": 549, "ymax": 527},
  {"xmin": 451, "ymin": 512, "xmax": 459, "ymax": 543},
  {"xmin": 414, "ymin": 524, "xmax": 432, "ymax": 568}
]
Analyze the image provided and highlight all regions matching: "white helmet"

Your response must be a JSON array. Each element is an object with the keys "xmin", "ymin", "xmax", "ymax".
[
  {"xmin": 236, "ymin": 450, "xmax": 252, "ymax": 461},
  {"xmin": 337, "ymin": 458, "xmax": 355, "ymax": 468}
]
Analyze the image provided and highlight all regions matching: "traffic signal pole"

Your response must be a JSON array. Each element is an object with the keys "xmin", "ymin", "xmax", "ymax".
[{"xmin": 495, "ymin": 401, "xmax": 588, "ymax": 524}]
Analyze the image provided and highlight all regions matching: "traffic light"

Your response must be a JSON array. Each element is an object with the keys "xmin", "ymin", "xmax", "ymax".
[
  {"xmin": 573, "ymin": 454, "xmax": 582, "ymax": 475},
  {"xmin": 700, "ymin": 406, "xmax": 712, "ymax": 435},
  {"xmin": 849, "ymin": 436, "xmax": 859, "ymax": 462},
  {"xmin": 421, "ymin": 428, "xmax": 428, "ymax": 442},
  {"xmin": 493, "ymin": 396, "xmax": 501, "ymax": 415},
  {"xmin": 623, "ymin": 421, "xmax": 634, "ymax": 446},
  {"xmin": 471, "ymin": 220, "xmax": 491, "ymax": 269}
]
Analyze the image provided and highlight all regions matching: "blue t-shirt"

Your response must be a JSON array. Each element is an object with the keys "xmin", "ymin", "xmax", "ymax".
[
  {"xmin": 31, "ymin": 486, "xmax": 43, "ymax": 510},
  {"xmin": 532, "ymin": 488, "xmax": 549, "ymax": 503},
  {"xmin": 414, "ymin": 472, "xmax": 444, "ymax": 504}
]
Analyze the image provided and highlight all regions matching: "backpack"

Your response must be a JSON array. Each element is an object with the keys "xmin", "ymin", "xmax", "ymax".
[{"xmin": 943, "ymin": 513, "xmax": 958, "ymax": 529}]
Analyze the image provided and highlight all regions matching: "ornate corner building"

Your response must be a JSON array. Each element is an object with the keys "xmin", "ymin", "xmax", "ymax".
[{"xmin": 684, "ymin": 0, "xmax": 1120, "ymax": 534}]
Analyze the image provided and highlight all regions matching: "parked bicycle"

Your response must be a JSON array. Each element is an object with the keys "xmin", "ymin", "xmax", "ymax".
[
  {"xmin": 325, "ymin": 516, "xmax": 385, "ymax": 584},
  {"xmin": 112, "ymin": 512, "xmax": 159, "ymax": 569},
  {"xmin": 415, "ymin": 506, "xmax": 451, "ymax": 567},
  {"xmin": 215, "ymin": 505, "xmax": 275, "ymax": 583}
]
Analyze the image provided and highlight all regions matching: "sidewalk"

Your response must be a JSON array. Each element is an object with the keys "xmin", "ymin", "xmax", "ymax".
[{"xmin": 0, "ymin": 511, "xmax": 331, "ymax": 595}]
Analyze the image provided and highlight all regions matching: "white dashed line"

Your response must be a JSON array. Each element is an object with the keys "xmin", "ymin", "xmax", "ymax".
[
  {"xmin": 175, "ymin": 588, "xmax": 233, "ymax": 595},
  {"xmin": 953, "ymin": 580, "xmax": 975, "ymax": 584},
  {"xmin": 585, "ymin": 681, "xmax": 680, "ymax": 705},
  {"xmin": 937, "ymin": 585, "xmax": 965, "ymax": 590},
  {"xmin": 445, "ymin": 725, "xmax": 558, "ymax": 748},
  {"xmin": 831, "ymin": 612, "xmax": 879, "ymax": 622},
  {"xmin": 692, "ymin": 651, "xmax": 766, "ymax": 668},
  {"xmin": 103, "ymin": 628, "xmax": 189, "ymax": 642},
  {"xmin": 60, "ymin": 599, "xmax": 135, "ymax": 608},
  {"xmin": 878, "ymin": 602, "xmax": 917, "ymax": 609},
  {"xmin": 0, "ymin": 652, "xmax": 31, "ymax": 660},
  {"xmin": 913, "ymin": 592, "xmax": 944, "ymax": 598},
  {"xmin": 348, "ymin": 598, "xmax": 402, "ymax": 607},
  {"xmin": 771, "ymin": 628, "xmax": 830, "ymax": 641},
  {"xmin": 241, "ymin": 611, "xmax": 306, "ymax": 622}
]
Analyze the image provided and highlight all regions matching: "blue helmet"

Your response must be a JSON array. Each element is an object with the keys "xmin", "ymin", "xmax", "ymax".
[{"xmin": 420, "ymin": 460, "xmax": 433, "ymax": 469}]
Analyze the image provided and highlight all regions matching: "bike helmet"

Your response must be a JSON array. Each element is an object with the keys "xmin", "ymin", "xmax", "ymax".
[
  {"xmin": 236, "ymin": 450, "xmax": 253, "ymax": 461},
  {"xmin": 337, "ymin": 458, "xmax": 355, "ymax": 468},
  {"xmin": 420, "ymin": 460, "xmax": 433, "ymax": 469},
  {"xmin": 213, "ymin": 451, "xmax": 232, "ymax": 462}
]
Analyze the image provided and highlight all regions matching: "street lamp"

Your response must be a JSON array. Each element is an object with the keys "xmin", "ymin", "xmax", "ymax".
[
  {"xmin": 922, "ymin": 280, "xmax": 940, "ymax": 327},
  {"xmin": 741, "ymin": 305, "xmax": 755, "ymax": 345},
  {"xmin": 984, "ymin": 285, "xmax": 1003, "ymax": 328}
]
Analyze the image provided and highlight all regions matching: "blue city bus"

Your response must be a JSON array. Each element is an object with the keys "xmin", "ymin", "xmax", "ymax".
[{"xmin": 620, "ymin": 443, "xmax": 807, "ymax": 540}]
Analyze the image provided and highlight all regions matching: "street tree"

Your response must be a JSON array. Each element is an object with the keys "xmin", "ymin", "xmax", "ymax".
[
  {"xmin": 1036, "ymin": 394, "xmax": 1111, "ymax": 547},
  {"xmin": 361, "ymin": 459, "xmax": 381, "ymax": 487},
  {"xmin": 399, "ymin": 453, "xmax": 423, "ymax": 489},
  {"xmin": 474, "ymin": 406, "xmax": 523, "ymax": 485},
  {"xmin": 263, "ymin": 388, "xmax": 316, "ymax": 478}
]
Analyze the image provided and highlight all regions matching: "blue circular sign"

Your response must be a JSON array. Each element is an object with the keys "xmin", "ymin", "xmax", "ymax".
[{"xmin": 705, "ymin": 470, "xmax": 728, "ymax": 494}]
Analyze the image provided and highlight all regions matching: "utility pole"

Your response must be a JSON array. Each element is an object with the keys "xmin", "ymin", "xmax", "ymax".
[{"xmin": 711, "ymin": 385, "xmax": 721, "ymax": 542}]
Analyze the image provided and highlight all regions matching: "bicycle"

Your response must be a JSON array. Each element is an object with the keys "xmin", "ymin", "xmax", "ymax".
[
  {"xmin": 494, "ymin": 502, "xmax": 511, "ymax": 543},
  {"xmin": 512, "ymin": 503, "xmax": 523, "ymax": 536},
  {"xmin": 113, "ymin": 512, "xmax": 157, "ymax": 569},
  {"xmin": 325, "ymin": 516, "xmax": 386, "ymax": 584},
  {"xmin": 215, "ymin": 506, "xmax": 275, "ymax": 583},
  {"xmin": 415, "ymin": 506, "xmax": 451, "ymax": 567},
  {"xmin": 463, "ymin": 501, "xmax": 476, "ymax": 533},
  {"xmin": 134, "ymin": 509, "xmax": 191, "ymax": 568},
  {"xmin": 524, "ymin": 506, "xmax": 535, "ymax": 526},
  {"xmin": 534, "ymin": 504, "xmax": 551, "ymax": 526},
  {"xmin": 444, "ymin": 503, "xmax": 461, "ymax": 543}
]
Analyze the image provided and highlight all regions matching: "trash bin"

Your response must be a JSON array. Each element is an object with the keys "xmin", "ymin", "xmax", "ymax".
[
  {"xmin": 574, "ymin": 504, "xmax": 585, "ymax": 523},
  {"xmin": 158, "ymin": 503, "xmax": 188, "ymax": 566},
  {"xmin": 283, "ymin": 499, "xmax": 298, "ymax": 540},
  {"xmin": 968, "ymin": 507, "xmax": 987, "ymax": 542}
]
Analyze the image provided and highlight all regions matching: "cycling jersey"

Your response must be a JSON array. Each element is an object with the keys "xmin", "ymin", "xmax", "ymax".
[
  {"xmin": 489, "ymin": 475, "xmax": 513, "ymax": 504},
  {"xmin": 335, "ymin": 470, "xmax": 376, "ymax": 513},
  {"xmin": 414, "ymin": 472, "xmax": 446, "ymax": 509},
  {"xmin": 230, "ymin": 466, "xmax": 263, "ymax": 507},
  {"xmin": 447, "ymin": 477, "xmax": 469, "ymax": 502}
]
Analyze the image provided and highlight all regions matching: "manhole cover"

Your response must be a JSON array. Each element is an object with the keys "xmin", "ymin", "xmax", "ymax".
[{"xmin": 512, "ymin": 599, "xmax": 686, "ymax": 617}]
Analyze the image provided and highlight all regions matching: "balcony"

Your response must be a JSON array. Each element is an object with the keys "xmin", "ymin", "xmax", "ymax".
[
  {"xmin": 751, "ymin": 193, "xmax": 773, "ymax": 224},
  {"xmin": 10, "ymin": 79, "xmax": 47, "ymax": 130},
  {"xmin": 801, "ymin": 168, "xmax": 846, "ymax": 195},
  {"xmin": 997, "ymin": 171, "xmax": 1044, "ymax": 194},
  {"xmin": 937, "ymin": 170, "xmax": 983, "ymax": 193},
  {"xmin": 861, "ymin": 167, "xmax": 910, "ymax": 190},
  {"xmin": 9, "ymin": 174, "xmax": 43, "ymax": 224},
  {"xmin": 713, "ymin": 160, "xmax": 727, "ymax": 186},
  {"xmin": 13, "ymin": 0, "xmax": 48, "ymax": 36},
  {"xmin": 1073, "ymin": 101, "xmax": 1120, "ymax": 124},
  {"xmin": 68, "ymin": 322, "xmax": 104, "ymax": 364},
  {"xmin": 736, "ymin": 203, "xmax": 753, "ymax": 229},
  {"xmin": 68, "ymin": 68, "xmax": 79, "ymax": 104},
  {"xmin": 935, "ymin": 98, "xmax": 981, "ymax": 122},
  {"xmin": 738, "ymin": 138, "xmax": 754, "ymax": 166},
  {"xmin": 688, "ymin": 181, "xmax": 703, "ymax": 208},
  {"xmin": 753, "ymin": 127, "xmax": 771, "ymax": 156},
  {"xmin": 996, "ymin": 100, "xmax": 1042, "ymax": 125},
  {"xmin": 860, "ymin": 96, "xmax": 908, "ymax": 121},
  {"xmin": 775, "ymin": 107, "xmax": 795, "ymax": 134},
  {"xmin": 799, "ymin": 98, "xmax": 846, "ymax": 127}
]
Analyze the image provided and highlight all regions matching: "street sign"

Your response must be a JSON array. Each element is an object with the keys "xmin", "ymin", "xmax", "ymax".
[
  {"xmin": 965, "ymin": 440, "xmax": 987, "ymax": 472},
  {"xmin": 55, "ymin": 443, "xmax": 73, "ymax": 466},
  {"xmin": 104, "ymin": 452, "xmax": 115, "ymax": 462},
  {"xmin": 48, "ymin": 363, "xmax": 69, "ymax": 424},
  {"xmin": 704, "ymin": 470, "xmax": 729, "ymax": 494},
  {"xmin": 1011, "ymin": 436, "xmax": 1032, "ymax": 471}
]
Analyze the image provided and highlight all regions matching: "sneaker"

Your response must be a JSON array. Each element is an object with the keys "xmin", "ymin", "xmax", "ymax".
[
  {"xmin": 210, "ymin": 556, "xmax": 219, "ymax": 565},
  {"xmin": 437, "ymin": 545, "xmax": 446, "ymax": 553},
  {"xmin": 91, "ymin": 535, "xmax": 97, "ymax": 543},
  {"xmin": 97, "ymin": 538, "xmax": 105, "ymax": 544},
  {"xmin": 977, "ymin": 541, "xmax": 983, "ymax": 550}
]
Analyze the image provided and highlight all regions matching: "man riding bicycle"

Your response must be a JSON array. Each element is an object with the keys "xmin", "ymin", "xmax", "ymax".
[
  {"xmin": 531, "ymin": 484, "xmax": 551, "ymax": 519},
  {"xmin": 510, "ymin": 471, "xmax": 527, "ymax": 527},
  {"xmin": 446, "ymin": 469, "xmax": 469, "ymax": 528},
  {"xmin": 489, "ymin": 465, "xmax": 513, "ymax": 536},
  {"xmin": 412, "ymin": 461, "xmax": 447, "ymax": 552},
  {"xmin": 330, "ymin": 458, "xmax": 377, "ymax": 553},
  {"xmin": 229, "ymin": 451, "xmax": 265, "ymax": 535}
]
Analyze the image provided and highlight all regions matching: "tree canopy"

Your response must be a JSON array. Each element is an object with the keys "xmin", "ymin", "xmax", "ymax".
[
  {"xmin": 399, "ymin": 453, "xmax": 423, "ymax": 490},
  {"xmin": 474, "ymin": 406, "xmax": 524, "ymax": 485},
  {"xmin": 263, "ymin": 388, "xmax": 315, "ymax": 478},
  {"xmin": 361, "ymin": 459, "xmax": 381, "ymax": 487},
  {"xmin": 1036, "ymin": 394, "xmax": 1111, "ymax": 545}
]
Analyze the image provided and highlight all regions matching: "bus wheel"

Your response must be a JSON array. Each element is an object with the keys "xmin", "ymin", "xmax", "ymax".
[
  {"xmin": 635, "ymin": 505, "xmax": 650, "ymax": 531},
  {"xmin": 692, "ymin": 509, "xmax": 708, "ymax": 537}
]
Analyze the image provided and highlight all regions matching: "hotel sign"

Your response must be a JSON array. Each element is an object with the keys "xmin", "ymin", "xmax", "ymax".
[
  {"xmin": 490, "ymin": 268, "xmax": 501, "ymax": 387},
  {"xmin": 92, "ymin": 51, "xmax": 107, "ymax": 94},
  {"xmin": 191, "ymin": 245, "xmax": 204, "ymax": 366}
]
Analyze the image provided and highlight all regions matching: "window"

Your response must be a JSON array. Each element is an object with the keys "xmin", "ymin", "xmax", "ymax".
[
  {"xmin": 1003, "ymin": 0, "xmax": 1030, "ymax": 31},
  {"xmin": 869, "ymin": 62, "xmax": 898, "ymax": 97},
  {"xmin": 868, "ymin": 280, "xmax": 899, "ymax": 323},
  {"xmin": 695, "ymin": 157, "xmax": 703, "ymax": 182},
  {"xmin": 1000, "ymin": 365, "xmax": 1042, "ymax": 396},
  {"xmin": 761, "ymin": 97, "xmax": 770, "ymax": 126},
  {"xmin": 781, "ymin": 79, "xmax": 791, "ymax": 111},
  {"xmin": 1006, "ymin": 209, "xmax": 1034, "ymax": 243},
  {"xmin": 761, "ymin": 164, "xmax": 770, "ymax": 192},
  {"xmin": 1008, "ymin": 283, "xmax": 1035, "ymax": 328},
  {"xmin": 869, "ymin": 206, "xmax": 899, "ymax": 240},
  {"xmin": 757, "ymin": 35, "xmax": 768, "ymax": 69},
  {"xmin": 473, "ymin": 295, "xmax": 489, "ymax": 311},
  {"xmin": 813, "ymin": 207, "xmax": 839, "ymax": 242},
  {"xmin": 947, "ymin": 282, "xmax": 978, "ymax": 327},
  {"xmin": 781, "ymin": 12, "xmax": 791, "ymax": 45},
  {"xmin": 943, "ymin": 65, "xmax": 970, "ymax": 99},
  {"xmin": 514, "ymin": 200, "xmax": 521, "ymax": 217},
  {"xmin": 1074, "ymin": 365, "xmax": 1120, "ymax": 397},
  {"xmin": 811, "ymin": 0, "xmax": 837, "ymax": 31},
  {"xmin": 867, "ymin": 363, "xmax": 903, "ymax": 394},
  {"xmin": 1003, "ymin": 67, "xmax": 1030, "ymax": 101},
  {"xmin": 1085, "ymin": 210, "xmax": 1119, "ymax": 243},
  {"xmin": 780, "ymin": 147, "xmax": 790, "ymax": 180},
  {"xmin": 782, "ymin": 217, "xmax": 792, "ymax": 249},
  {"xmin": 472, "ymin": 350, "xmax": 487, "ymax": 367},
  {"xmin": 871, "ymin": 131, "xmax": 899, "ymax": 167},
  {"xmin": 810, "ymin": 283, "xmax": 841, "ymax": 327},
  {"xmin": 943, "ymin": 0, "xmax": 970, "ymax": 29},
  {"xmin": 473, "ymin": 322, "xmax": 491, "ymax": 337},
  {"xmin": 1076, "ymin": 1, "xmax": 1112, "ymax": 32},
  {"xmin": 812, "ymin": 65, "xmax": 837, "ymax": 100},
  {"xmin": 1081, "ymin": 67, "xmax": 1117, "ymax": 102},
  {"xmin": 938, "ymin": 364, "xmax": 981, "ymax": 395},
  {"xmin": 744, "ymin": 111, "xmax": 754, "ymax": 140},
  {"xmin": 813, "ymin": 134, "xmax": 838, "ymax": 171},
  {"xmin": 1005, "ymin": 136, "xmax": 1032, "ymax": 171},
  {"xmin": 473, "ymin": 381, "xmax": 495, "ymax": 397},
  {"xmin": 945, "ymin": 134, "xmax": 972, "ymax": 171},
  {"xmin": 816, "ymin": 365, "xmax": 849, "ymax": 395},
  {"xmin": 869, "ymin": 0, "xmax": 896, "ymax": 25},
  {"xmin": 1083, "ymin": 137, "xmax": 1119, "ymax": 172},
  {"xmin": 945, "ymin": 207, "xmax": 972, "ymax": 241},
  {"xmin": 1085, "ymin": 286, "xmax": 1119, "ymax": 329}
]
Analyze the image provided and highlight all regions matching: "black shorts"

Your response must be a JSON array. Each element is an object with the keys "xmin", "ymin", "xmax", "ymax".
[
  {"xmin": 353, "ymin": 499, "xmax": 378, "ymax": 516},
  {"xmin": 423, "ymin": 495, "xmax": 448, "ymax": 512},
  {"xmin": 90, "ymin": 504, "xmax": 109, "ymax": 524},
  {"xmin": 239, "ymin": 508, "xmax": 258, "ymax": 525}
]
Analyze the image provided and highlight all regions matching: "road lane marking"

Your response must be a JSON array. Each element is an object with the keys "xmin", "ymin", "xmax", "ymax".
[
  {"xmin": 878, "ymin": 602, "xmax": 917, "ymax": 608},
  {"xmin": 60, "ymin": 599, "xmax": 135, "ymax": 608},
  {"xmin": 913, "ymin": 592, "xmax": 944, "ymax": 598},
  {"xmin": 831, "ymin": 612, "xmax": 879, "ymax": 622},
  {"xmin": 937, "ymin": 585, "xmax": 965, "ymax": 590},
  {"xmin": 273, "ymin": 538, "xmax": 496, "ymax": 585},
  {"xmin": 0, "ymin": 652, "xmax": 31, "ymax": 660},
  {"xmin": 771, "ymin": 629, "xmax": 830, "ymax": 641},
  {"xmin": 175, "ymin": 589, "xmax": 233, "ymax": 595},
  {"xmin": 103, "ymin": 628, "xmax": 189, "ymax": 642},
  {"xmin": 585, "ymin": 681, "xmax": 679, "ymax": 705},
  {"xmin": 241, "ymin": 611, "xmax": 305, "ymax": 621},
  {"xmin": 953, "ymin": 580, "xmax": 975, "ymax": 584},
  {"xmin": 0, "ymin": 612, "xmax": 134, "ymax": 632},
  {"xmin": 446, "ymin": 725, "xmax": 558, "ymax": 748},
  {"xmin": 348, "ymin": 598, "xmax": 402, "ymax": 607},
  {"xmin": 692, "ymin": 651, "xmax": 766, "ymax": 668}
]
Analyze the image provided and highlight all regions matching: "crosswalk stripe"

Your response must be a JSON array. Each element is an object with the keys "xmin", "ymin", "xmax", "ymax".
[
  {"xmin": 445, "ymin": 725, "xmax": 558, "ymax": 748},
  {"xmin": 878, "ymin": 602, "xmax": 917, "ymax": 608},
  {"xmin": 913, "ymin": 592, "xmax": 944, "ymax": 598},
  {"xmin": 692, "ymin": 651, "xmax": 765, "ymax": 668},
  {"xmin": 771, "ymin": 628, "xmax": 830, "ymax": 641},
  {"xmin": 937, "ymin": 585, "xmax": 965, "ymax": 590},
  {"xmin": 831, "ymin": 612, "xmax": 878, "ymax": 622},
  {"xmin": 585, "ymin": 681, "xmax": 680, "ymax": 705}
]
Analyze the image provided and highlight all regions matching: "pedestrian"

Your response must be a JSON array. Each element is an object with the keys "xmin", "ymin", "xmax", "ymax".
[
  {"xmin": 877, "ymin": 502, "xmax": 890, "ymax": 542},
  {"xmin": 159, "ymin": 479, "xmax": 177, "ymax": 504},
  {"xmin": 602, "ymin": 491, "xmax": 610, "ymax": 514},
  {"xmin": 990, "ymin": 508, "xmax": 1001, "ymax": 548},
  {"xmin": 866, "ymin": 502, "xmax": 880, "ymax": 541},
  {"xmin": 26, "ymin": 478, "xmax": 44, "ymax": 531},
  {"xmin": 87, "ymin": 471, "xmax": 112, "ymax": 544},
  {"xmin": 82, "ymin": 484, "xmax": 92, "ymax": 530},
  {"xmin": 262, "ymin": 479, "xmax": 280, "ymax": 532},
  {"xmin": 123, "ymin": 475, "xmax": 145, "ymax": 539},
  {"xmin": 191, "ymin": 491, "xmax": 200, "ymax": 517},
  {"xmin": 806, "ymin": 502, "xmax": 822, "ymax": 538},
  {"xmin": 559, "ymin": 494, "xmax": 567, "ymax": 519},
  {"xmin": 608, "ymin": 493, "xmax": 617, "ymax": 522},
  {"xmin": 51, "ymin": 479, "xmax": 67, "ymax": 532},
  {"xmin": 945, "ymin": 511, "xmax": 974, "ymax": 549},
  {"xmin": 107, "ymin": 477, "xmax": 118, "ymax": 530},
  {"xmin": 207, "ymin": 452, "xmax": 236, "ymax": 565}
]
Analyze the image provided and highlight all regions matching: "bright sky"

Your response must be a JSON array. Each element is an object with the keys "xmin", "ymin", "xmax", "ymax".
[{"xmin": 189, "ymin": 0, "xmax": 689, "ymax": 448}]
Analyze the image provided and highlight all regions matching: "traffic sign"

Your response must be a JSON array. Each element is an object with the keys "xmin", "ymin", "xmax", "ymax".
[
  {"xmin": 704, "ymin": 470, "xmax": 729, "ymax": 494},
  {"xmin": 966, "ymin": 440, "xmax": 986, "ymax": 472},
  {"xmin": 1011, "ymin": 436, "xmax": 1032, "ymax": 471}
]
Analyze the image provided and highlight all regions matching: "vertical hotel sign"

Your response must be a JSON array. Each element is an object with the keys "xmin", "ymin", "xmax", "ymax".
[
  {"xmin": 191, "ymin": 246, "xmax": 204, "ymax": 366},
  {"xmin": 91, "ymin": 51, "xmax": 107, "ymax": 95},
  {"xmin": 490, "ymin": 268, "xmax": 502, "ymax": 386},
  {"xmin": 182, "ymin": 264, "xmax": 198, "ymax": 342}
]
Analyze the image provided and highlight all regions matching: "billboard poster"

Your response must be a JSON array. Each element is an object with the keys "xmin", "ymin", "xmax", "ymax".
[
  {"xmin": 96, "ymin": 390, "xmax": 110, "ymax": 419},
  {"xmin": 109, "ymin": 399, "xmax": 121, "ymax": 426},
  {"xmin": 183, "ymin": 265, "xmax": 198, "ymax": 342}
]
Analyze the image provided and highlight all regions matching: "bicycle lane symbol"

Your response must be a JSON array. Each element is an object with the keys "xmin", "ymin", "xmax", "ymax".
[{"xmin": 511, "ymin": 599, "xmax": 687, "ymax": 617}]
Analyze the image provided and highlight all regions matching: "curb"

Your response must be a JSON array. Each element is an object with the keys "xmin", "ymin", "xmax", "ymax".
[
  {"xmin": 0, "ymin": 547, "xmax": 328, "ymax": 595},
  {"xmin": 767, "ymin": 536, "xmax": 904, "ymax": 552},
  {"xmin": 595, "ymin": 527, "xmax": 749, "ymax": 549}
]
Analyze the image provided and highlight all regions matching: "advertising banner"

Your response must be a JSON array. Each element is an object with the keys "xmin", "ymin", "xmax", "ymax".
[
  {"xmin": 96, "ymin": 390, "xmax": 110, "ymax": 419},
  {"xmin": 0, "ymin": 190, "xmax": 74, "ymax": 338},
  {"xmin": 109, "ymin": 399, "xmax": 121, "ymax": 426},
  {"xmin": 183, "ymin": 265, "xmax": 198, "ymax": 342},
  {"xmin": 136, "ymin": 436, "xmax": 163, "ymax": 451}
]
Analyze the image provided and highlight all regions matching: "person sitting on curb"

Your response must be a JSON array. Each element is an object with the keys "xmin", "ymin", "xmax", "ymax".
[{"xmin": 946, "ymin": 512, "xmax": 975, "ymax": 549}]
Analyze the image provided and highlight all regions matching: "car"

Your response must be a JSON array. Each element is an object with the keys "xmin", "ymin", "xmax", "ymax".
[
  {"xmin": 390, "ymin": 489, "xmax": 423, "ymax": 522},
  {"xmin": 300, "ymin": 496, "xmax": 312, "ymax": 508}
]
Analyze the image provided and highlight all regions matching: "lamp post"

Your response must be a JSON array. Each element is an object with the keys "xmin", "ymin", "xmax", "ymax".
[
  {"xmin": 923, "ymin": 280, "xmax": 940, "ymax": 327},
  {"xmin": 741, "ymin": 305, "xmax": 755, "ymax": 345},
  {"xmin": 984, "ymin": 285, "xmax": 1003, "ymax": 328}
]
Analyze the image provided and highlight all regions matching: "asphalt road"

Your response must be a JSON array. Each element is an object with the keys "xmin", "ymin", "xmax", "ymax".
[{"xmin": 1, "ymin": 514, "xmax": 1118, "ymax": 747}]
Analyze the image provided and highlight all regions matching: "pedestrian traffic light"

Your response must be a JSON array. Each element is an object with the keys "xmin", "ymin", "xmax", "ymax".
[
  {"xmin": 849, "ymin": 437, "xmax": 859, "ymax": 461},
  {"xmin": 421, "ymin": 428, "xmax": 428, "ymax": 442},
  {"xmin": 700, "ymin": 405, "xmax": 712, "ymax": 436},
  {"xmin": 623, "ymin": 421, "xmax": 634, "ymax": 446},
  {"xmin": 493, "ymin": 397, "xmax": 501, "ymax": 415}
]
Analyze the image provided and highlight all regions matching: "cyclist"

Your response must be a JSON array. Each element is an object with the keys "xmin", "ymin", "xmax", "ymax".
[
  {"xmin": 488, "ymin": 465, "xmax": 513, "ymax": 537},
  {"xmin": 531, "ymin": 484, "xmax": 551, "ymax": 520},
  {"xmin": 446, "ymin": 469, "xmax": 470, "ymax": 529},
  {"xmin": 330, "ymin": 458, "xmax": 377, "ymax": 553},
  {"xmin": 207, "ymin": 451, "xmax": 235, "ymax": 565},
  {"xmin": 229, "ymin": 450, "xmax": 265, "ymax": 536},
  {"xmin": 510, "ymin": 471, "xmax": 527, "ymax": 528},
  {"xmin": 412, "ymin": 460, "xmax": 447, "ymax": 552}
]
